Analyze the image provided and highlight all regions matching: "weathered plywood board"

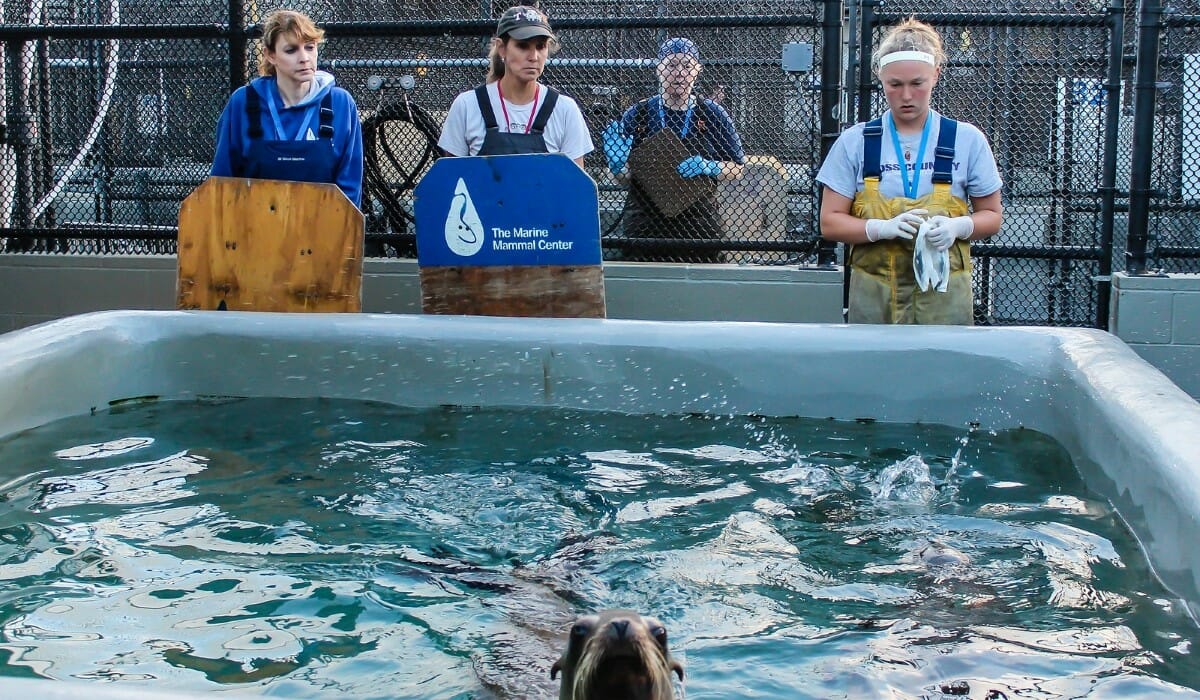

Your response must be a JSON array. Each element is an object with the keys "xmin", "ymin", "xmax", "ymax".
[
  {"xmin": 627, "ymin": 129, "xmax": 715, "ymax": 218},
  {"xmin": 177, "ymin": 177, "xmax": 364, "ymax": 312},
  {"xmin": 420, "ymin": 265, "xmax": 605, "ymax": 318}
]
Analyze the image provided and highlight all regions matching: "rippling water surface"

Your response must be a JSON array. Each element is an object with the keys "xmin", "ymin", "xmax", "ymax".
[{"xmin": 0, "ymin": 398, "xmax": 1195, "ymax": 698}]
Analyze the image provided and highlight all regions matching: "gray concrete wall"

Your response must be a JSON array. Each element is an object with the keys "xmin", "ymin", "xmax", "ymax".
[
  {"xmin": 1110, "ymin": 272, "xmax": 1200, "ymax": 399},
  {"xmin": 0, "ymin": 254, "xmax": 845, "ymax": 331},
  {"xmin": 3, "ymin": 255, "xmax": 1199, "ymax": 400}
]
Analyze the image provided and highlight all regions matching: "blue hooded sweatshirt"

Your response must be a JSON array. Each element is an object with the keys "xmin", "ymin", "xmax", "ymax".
[{"xmin": 211, "ymin": 71, "xmax": 363, "ymax": 207}]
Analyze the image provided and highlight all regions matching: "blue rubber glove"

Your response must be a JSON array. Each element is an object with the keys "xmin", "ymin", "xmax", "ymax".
[
  {"xmin": 601, "ymin": 121, "xmax": 633, "ymax": 174},
  {"xmin": 678, "ymin": 155, "xmax": 722, "ymax": 178}
]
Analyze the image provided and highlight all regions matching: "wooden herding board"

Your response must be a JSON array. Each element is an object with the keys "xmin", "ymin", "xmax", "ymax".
[
  {"xmin": 413, "ymin": 153, "xmax": 606, "ymax": 319},
  {"xmin": 627, "ymin": 129, "xmax": 715, "ymax": 218},
  {"xmin": 177, "ymin": 177, "xmax": 364, "ymax": 312},
  {"xmin": 420, "ymin": 265, "xmax": 605, "ymax": 318}
]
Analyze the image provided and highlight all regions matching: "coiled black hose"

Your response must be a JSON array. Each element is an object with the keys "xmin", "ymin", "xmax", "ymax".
[{"xmin": 361, "ymin": 94, "xmax": 443, "ymax": 257}]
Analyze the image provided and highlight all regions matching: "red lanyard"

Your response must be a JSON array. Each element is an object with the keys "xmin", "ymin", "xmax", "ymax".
[{"xmin": 496, "ymin": 82, "xmax": 540, "ymax": 134}]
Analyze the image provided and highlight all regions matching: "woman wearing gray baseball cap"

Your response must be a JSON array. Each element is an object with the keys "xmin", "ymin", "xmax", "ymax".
[{"xmin": 438, "ymin": 5, "xmax": 593, "ymax": 165}]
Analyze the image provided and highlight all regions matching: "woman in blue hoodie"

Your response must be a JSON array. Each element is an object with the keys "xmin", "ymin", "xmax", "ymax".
[{"xmin": 211, "ymin": 9, "xmax": 363, "ymax": 207}]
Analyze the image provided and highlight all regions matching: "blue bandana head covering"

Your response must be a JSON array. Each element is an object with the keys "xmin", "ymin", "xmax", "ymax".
[{"xmin": 658, "ymin": 37, "xmax": 700, "ymax": 62}]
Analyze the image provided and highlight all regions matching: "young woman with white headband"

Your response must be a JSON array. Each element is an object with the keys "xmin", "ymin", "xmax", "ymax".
[{"xmin": 816, "ymin": 18, "xmax": 1003, "ymax": 324}]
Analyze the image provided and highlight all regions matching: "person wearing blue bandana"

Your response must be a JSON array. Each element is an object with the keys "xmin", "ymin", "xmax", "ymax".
[
  {"xmin": 211, "ymin": 9, "xmax": 364, "ymax": 207},
  {"xmin": 816, "ymin": 18, "xmax": 1002, "ymax": 324},
  {"xmin": 602, "ymin": 37, "xmax": 745, "ymax": 262}
]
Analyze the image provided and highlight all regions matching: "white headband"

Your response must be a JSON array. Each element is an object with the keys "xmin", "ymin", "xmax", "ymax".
[{"xmin": 879, "ymin": 50, "xmax": 936, "ymax": 68}]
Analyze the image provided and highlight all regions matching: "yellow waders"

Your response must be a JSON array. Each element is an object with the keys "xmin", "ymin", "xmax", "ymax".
[{"xmin": 848, "ymin": 178, "xmax": 973, "ymax": 325}]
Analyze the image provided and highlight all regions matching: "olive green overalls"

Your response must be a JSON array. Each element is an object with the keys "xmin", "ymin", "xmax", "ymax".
[{"xmin": 848, "ymin": 116, "xmax": 973, "ymax": 325}]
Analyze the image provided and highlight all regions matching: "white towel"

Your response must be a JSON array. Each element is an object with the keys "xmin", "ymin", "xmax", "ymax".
[{"xmin": 913, "ymin": 219, "xmax": 950, "ymax": 293}]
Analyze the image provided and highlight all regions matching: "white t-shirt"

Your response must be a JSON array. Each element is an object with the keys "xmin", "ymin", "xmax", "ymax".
[
  {"xmin": 437, "ymin": 81, "xmax": 594, "ymax": 160},
  {"xmin": 816, "ymin": 109, "xmax": 1002, "ymax": 202}
]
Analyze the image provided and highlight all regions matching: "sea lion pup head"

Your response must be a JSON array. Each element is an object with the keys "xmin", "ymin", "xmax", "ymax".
[{"xmin": 550, "ymin": 609, "xmax": 684, "ymax": 700}]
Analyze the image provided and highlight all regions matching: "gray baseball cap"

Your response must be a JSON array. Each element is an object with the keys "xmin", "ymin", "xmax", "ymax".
[{"xmin": 496, "ymin": 6, "xmax": 556, "ymax": 41}]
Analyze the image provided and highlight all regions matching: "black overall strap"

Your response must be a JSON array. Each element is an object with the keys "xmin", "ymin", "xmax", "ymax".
[
  {"xmin": 318, "ymin": 92, "xmax": 334, "ymax": 139},
  {"xmin": 932, "ymin": 115, "xmax": 957, "ymax": 185},
  {"xmin": 474, "ymin": 85, "xmax": 499, "ymax": 130},
  {"xmin": 863, "ymin": 115, "xmax": 954, "ymax": 183},
  {"xmin": 244, "ymin": 85, "xmax": 263, "ymax": 139},
  {"xmin": 862, "ymin": 117, "xmax": 883, "ymax": 179},
  {"xmin": 528, "ymin": 88, "xmax": 559, "ymax": 134},
  {"xmin": 631, "ymin": 97, "xmax": 655, "ymax": 139}
]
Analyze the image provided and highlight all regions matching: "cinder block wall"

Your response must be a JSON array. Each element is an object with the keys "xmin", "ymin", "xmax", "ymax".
[{"xmin": 1110, "ymin": 272, "xmax": 1200, "ymax": 400}]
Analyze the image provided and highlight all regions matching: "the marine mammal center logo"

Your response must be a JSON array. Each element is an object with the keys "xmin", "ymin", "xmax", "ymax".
[
  {"xmin": 415, "ymin": 154, "xmax": 599, "ymax": 268},
  {"xmin": 444, "ymin": 177, "xmax": 484, "ymax": 256}
]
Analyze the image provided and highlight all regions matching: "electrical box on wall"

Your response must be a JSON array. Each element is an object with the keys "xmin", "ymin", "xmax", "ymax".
[{"xmin": 782, "ymin": 42, "xmax": 814, "ymax": 73}]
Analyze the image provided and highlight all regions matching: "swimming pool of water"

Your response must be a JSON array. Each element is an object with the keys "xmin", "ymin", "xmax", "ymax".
[{"xmin": 1, "ymin": 397, "xmax": 1195, "ymax": 698}]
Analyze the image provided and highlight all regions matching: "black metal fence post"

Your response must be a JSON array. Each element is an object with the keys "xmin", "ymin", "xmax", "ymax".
[
  {"xmin": 847, "ymin": 0, "xmax": 879, "ymax": 313},
  {"xmin": 9, "ymin": 39, "xmax": 34, "ymax": 230},
  {"xmin": 36, "ymin": 32, "xmax": 52, "ymax": 230},
  {"xmin": 1097, "ymin": 0, "xmax": 1125, "ymax": 326},
  {"xmin": 1128, "ymin": 0, "xmax": 1164, "ymax": 275},
  {"xmin": 857, "ymin": 0, "xmax": 878, "ymax": 123},
  {"xmin": 817, "ymin": 0, "xmax": 844, "ymax": 269},
  {"xmin": 228, "ymin": 0, "xmax": 246, "ymax": 93}
]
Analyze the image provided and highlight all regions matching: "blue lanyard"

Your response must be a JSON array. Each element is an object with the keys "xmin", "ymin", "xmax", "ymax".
[
  {"xmin": 267, "ymin": 85, "xmax": 318, "ymax": 141},
  {"xmin": 657, "ymin": 97, "xmax": 695, "ymax": 138},
  {"xmin": 887, "ymin": 111, "xmax": 932, "ymax": 199}
]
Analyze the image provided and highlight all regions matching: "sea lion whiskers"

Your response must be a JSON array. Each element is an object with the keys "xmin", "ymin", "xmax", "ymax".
[
  {"xmin": 551, "ymin": 609, "xmax": 684, "ymax": 700},
  {"xmin": 573, "ymin": 622, "xmax": 670, "ymax": 696}
]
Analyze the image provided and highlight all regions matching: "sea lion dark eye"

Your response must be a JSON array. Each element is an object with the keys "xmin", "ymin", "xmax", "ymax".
[
  {"xmin": 652, "ymin": 626, "xmax": 668, "ymax": 643},
  {"xmin": 571, "ymin": 623, "xmax": 590, "ymax": 638}
]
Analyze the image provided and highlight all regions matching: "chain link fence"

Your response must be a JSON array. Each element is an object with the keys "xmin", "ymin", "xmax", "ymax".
[
  {"xmin": 0, "ymin": 0, "xmax": 1195, "ymax": 326},
  {"xmin": 1149, "ymin": 0, "xmax": 1200, "ymax": 274},
  {"xmin": 857, "ymin": 2, "xmax": 1121, "ymax": 326}
]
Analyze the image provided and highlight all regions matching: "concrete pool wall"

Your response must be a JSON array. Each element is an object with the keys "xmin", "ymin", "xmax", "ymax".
[
  {"xmin": 3, "ymin": 255, "xmax": 1199, "ymax": 400},
  {"xmin": 1, "ymin": 310, "xmax": 1199, "ymax": 627}
]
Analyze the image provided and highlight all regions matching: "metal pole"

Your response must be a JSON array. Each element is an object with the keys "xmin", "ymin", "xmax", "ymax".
[
  {"xmin": 11, "ymin": 39, "xmax": 34, "ymax": 232},
  {"xmin": 228, "ymin": 0, "xmax": 246, "ymax": 92},
  {"xmin": 843, "ymin": 0, "xmax": 877, "ymax": 308},
  {"xmin": 90, "ymin": 1, "xmax": 111, "ymax": 225},
  {"xmin": 817, "ymin": 0, "xmax": 844, "ymax": 269},
  {"xmin": 37, "ymin": 29, "xmax": 53, "ymax": 231},
  {"xmin": 1048, "ymin": 30, "xmax": 1067, "ymax": 323},
  {"xmin": 1127, "ymin": 0, "xmax": 1164, "ymax": 274},
  {"xmin": 1097, "ymin": 0, "xmax": 1125, "ymax": 326},
  {"xmin": 845, "ymin": 0, "xmax": 859, "ymax": 122},
  {"xmin": 857, "ymin": 0, "xmax": 877, "ymax": 123}
]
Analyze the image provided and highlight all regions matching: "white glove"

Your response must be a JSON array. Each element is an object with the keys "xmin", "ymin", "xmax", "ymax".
[
  {"xmin": 914, "ymin": 219, "xmax": 951, "ymax": 293},
  {"xmin": 865, "ymin": 209, "xmax": 928, "ymax": 242},
  {"xmin": 924, "ymin": 215, "xmax": 974, "ymax": 251}
]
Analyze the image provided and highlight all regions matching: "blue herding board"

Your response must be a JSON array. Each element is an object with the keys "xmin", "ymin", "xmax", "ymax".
[{"xmin": 413, "ymin": 153, "xmax": 601, "ymax": 268}]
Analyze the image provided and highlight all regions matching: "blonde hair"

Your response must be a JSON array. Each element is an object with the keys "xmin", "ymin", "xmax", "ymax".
[
  {"xmin": 257, "ymin": 9, "xmax": 325, "ymax": 77},
  {"xmin": 872, "ymin": 17, "xmax": 945, "ymax": 75},
  {"xmin": 485, "ymin": 9, "xmax": 561, "ymax": 83}
]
